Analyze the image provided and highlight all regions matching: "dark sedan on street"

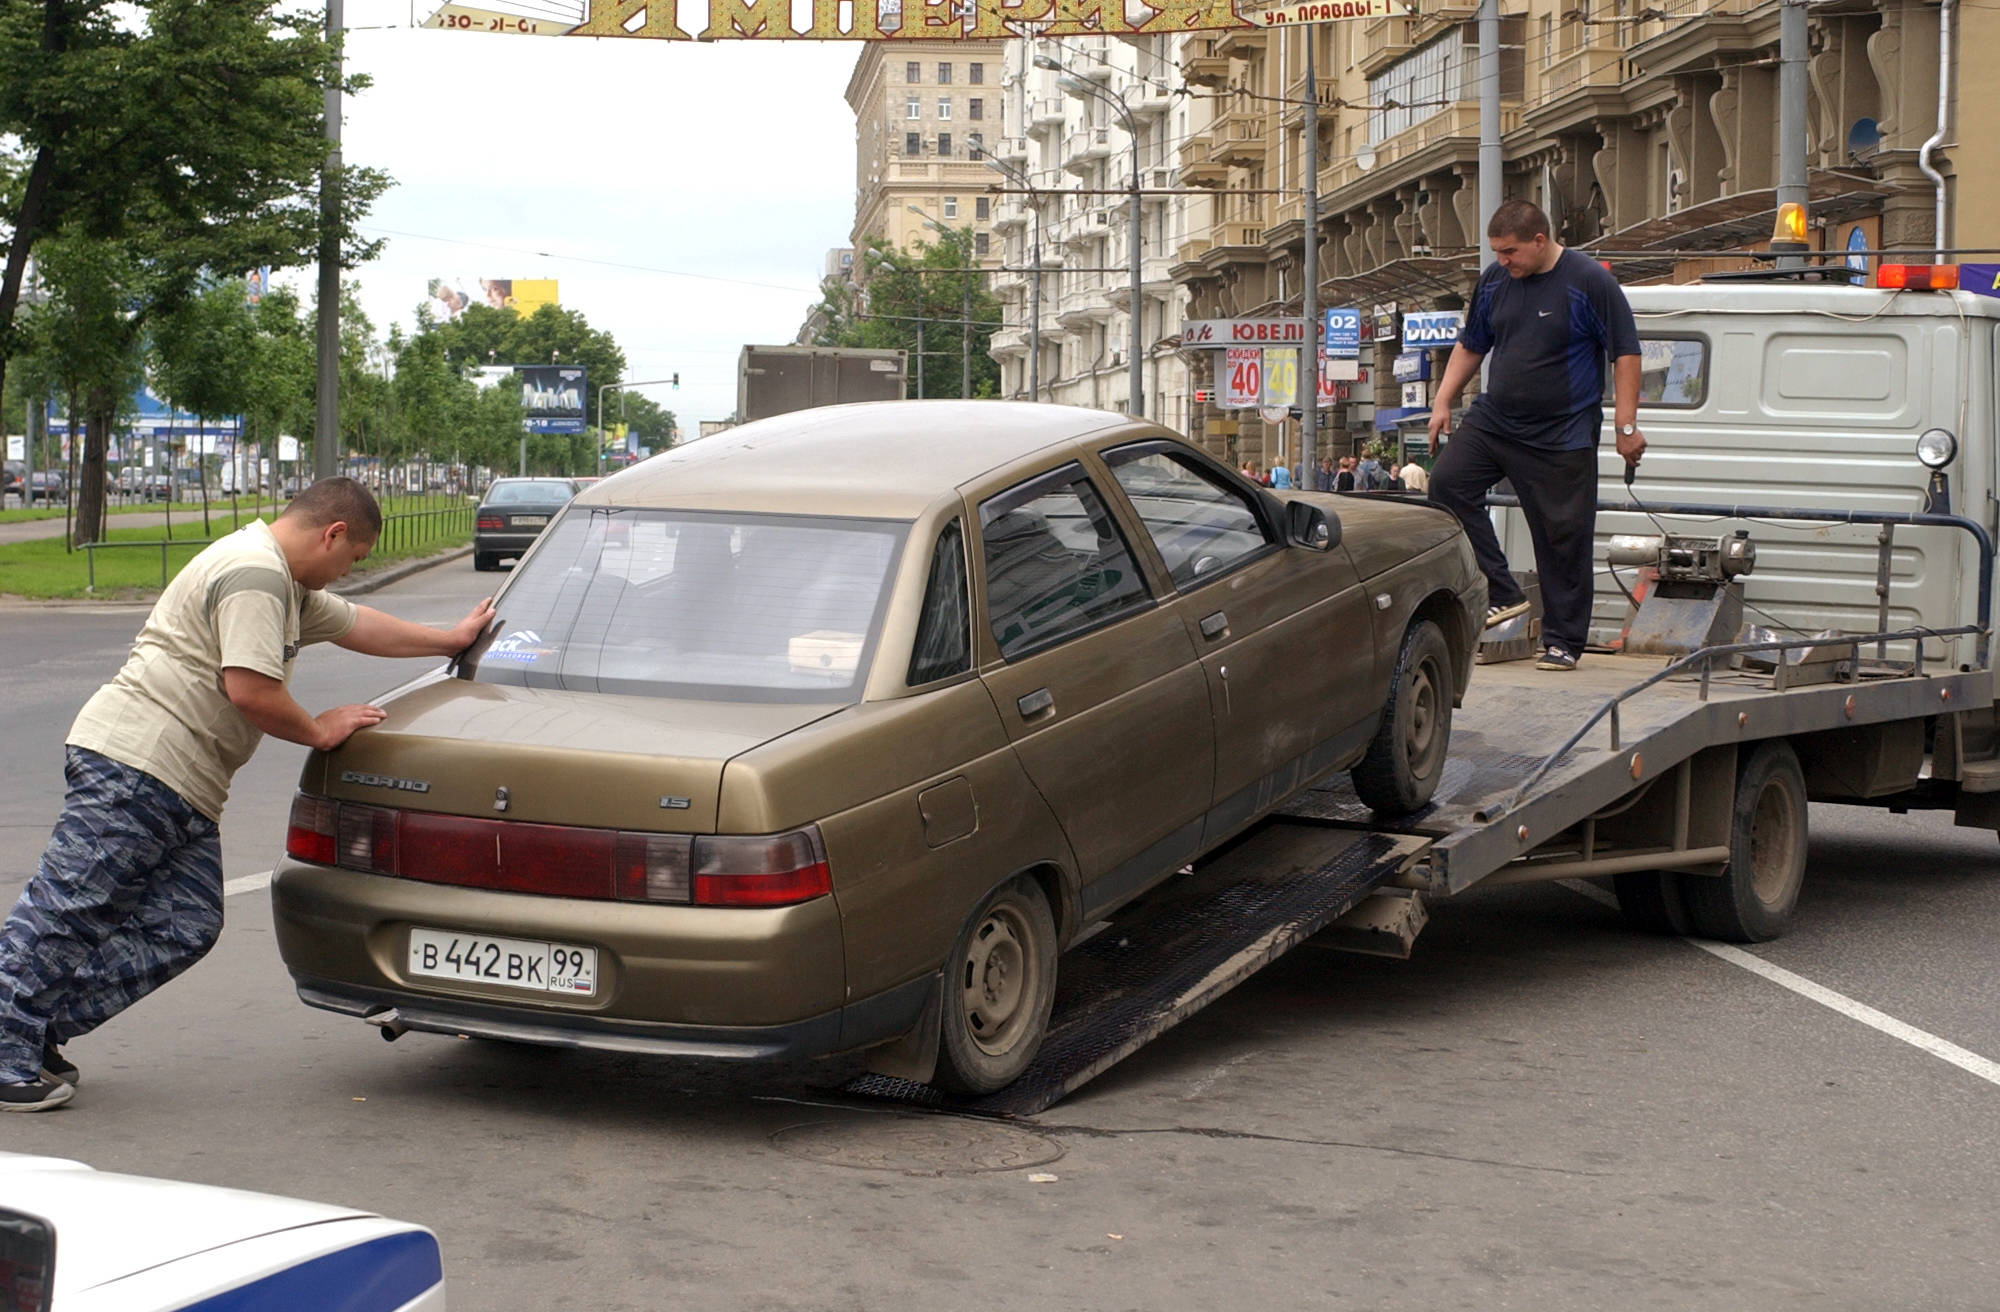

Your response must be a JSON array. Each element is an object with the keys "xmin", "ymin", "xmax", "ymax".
[{"xmin": 474, "ymin": 478, "xmax": 579, "ymax": 571}]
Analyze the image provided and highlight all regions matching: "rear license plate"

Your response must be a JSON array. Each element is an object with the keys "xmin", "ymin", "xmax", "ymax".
[
  {"xmin": 407, "ymin": 927, "xmax": 597, "ymax": 996},
  {"xmin": 510, "ymin": 515, "xmax": 548, "ymax": 526}
]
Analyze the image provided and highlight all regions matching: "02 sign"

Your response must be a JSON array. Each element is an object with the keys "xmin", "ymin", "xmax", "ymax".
[{"xmin": 1224, "ymin": 348, "xmax": 1263, "ymax": 409}]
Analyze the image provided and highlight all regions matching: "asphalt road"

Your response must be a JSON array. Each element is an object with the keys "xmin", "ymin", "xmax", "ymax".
[{"xmin": 4, "ymin": 558, "xmax": 1999, "ymax": 1309}]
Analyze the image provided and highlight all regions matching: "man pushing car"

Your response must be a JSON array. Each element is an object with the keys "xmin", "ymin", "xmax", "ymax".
[{"xmin": 0, "ymin": 477, "xmax": 493, "ymax": 1110}]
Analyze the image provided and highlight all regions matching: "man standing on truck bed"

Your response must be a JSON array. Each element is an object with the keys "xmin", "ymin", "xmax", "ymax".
[{"xmin": 1427, "ymin": 200, "xmax": 1644, "ymax": 672}]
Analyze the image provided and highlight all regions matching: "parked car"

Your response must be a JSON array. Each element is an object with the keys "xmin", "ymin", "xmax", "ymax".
[
  {"xmin": 472, "ymin": 477, "xmax": 580, "ymax": 571},
  {"xmin": 0, "ymin": 1151, "xmax": 444, "ymax": 1311},
  {"xmin": 271, "ymin": 402, "xmax": 1482, "ymax": 1094},
  {"xmin": 2, "ymin": 460, "xmax": 21, "ymax": 504},
  {"xmin": 26, "ymin": 470, "xmax": 65, "ymax": 504}
]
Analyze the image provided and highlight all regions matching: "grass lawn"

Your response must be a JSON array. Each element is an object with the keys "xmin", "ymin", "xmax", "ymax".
[
  {"xmin": 0, "ymin": 511, "xmax": 471, "ymax": 600},
  {"xmin": 0, "ymin": 493, "xmax": 467, "ymax": 526}
]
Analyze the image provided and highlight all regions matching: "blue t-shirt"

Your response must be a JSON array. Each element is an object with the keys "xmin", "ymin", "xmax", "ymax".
[{"xmin": 1457, "ymin": 248, "xmax": 1641, "ymax": 451}]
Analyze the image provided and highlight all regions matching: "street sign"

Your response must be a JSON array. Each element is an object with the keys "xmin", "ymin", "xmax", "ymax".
[
  {"xmin": 1193, "ymin": 387, "xmax": 1216, "ymax": 404},
  {"xmin": 1402, "ymin": 311, "xmax": 1464, "ymax": 347},
  {"xmin": 1223, "ymin": 348, "xmax": 1263, "ymax": 409},
  {"xmin": 1323, "ymin": 307, "xmax": 1361, "ymax": 360},
  {"xmin": 1183, "ymin": 319, "xmax": 1313, "ymax": 347},
  {"xmin": 5, "ymin": 435, "xmax": 21, "ymax": 461},
  {"xmin": 1392, "ymin": 350, "xmax": 1431, "ymax": 382},
  {"xmin": 1260, "ymin": 406, "xmax": 1291, "ymax": 425},
  {"xmin": 1239, "ymin": 0, "xmax": 1399, "ymax": 27}
]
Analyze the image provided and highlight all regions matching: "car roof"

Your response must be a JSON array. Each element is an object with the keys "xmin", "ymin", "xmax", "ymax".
[{"xmin": 580, "ymin": 401, "xmax": 1138, "ymax": 519}]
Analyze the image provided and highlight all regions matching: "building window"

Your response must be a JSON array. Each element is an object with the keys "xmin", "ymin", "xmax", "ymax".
[
  {"xmin": 907, "ymin": 61, "xmax": 921, "ymax": 82},
  {"xmin": 938, "ymin": 132, "xmax": 952, "ymax": 157},
  {"xmin": 905, "ymin": 96, "xmax": 921, "ymax": 119},
  {"xmin": 906, "ymin": 131, "xmax": 922, "ymax": 155},
  {"xmin": 969, "ymin": 62, "xmax": 984, "ymax": 84},
  {"xmin": 937, "ymin": 97, "xmax": 952, "ymax": 120},
  {"xmin": 969, "ymin": 97, "xmax": 984, "ymax": 121},
  {"xmin": 938, "ymin": 62, "xmax": 953, "ymax": 84},
  {"xmin": 968, "ymin": 131, "xmax": 984, "ymax": 157},
  {"xmin": 975, "ymin": 231, "xmax": 990, "ymax": 256},
  {"xmin": 976, "ymin": 196, "xmax": 991, "ymax": 220},
  {"xmin": 944, "ymin": 196, "xmax": 959, "ymax": 218}
]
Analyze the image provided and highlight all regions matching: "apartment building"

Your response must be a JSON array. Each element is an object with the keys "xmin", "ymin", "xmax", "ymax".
[
  {"xmin": 984, "ymin": 35, "xmax": 1190, "ymax": 428},
  {"xmin": 846, "ymin": 43, "xmax": 1008, "ymax": 268},
  {"xmin": 1170, "ymin": 0, "xmax": 1981, "ymax": 470}
]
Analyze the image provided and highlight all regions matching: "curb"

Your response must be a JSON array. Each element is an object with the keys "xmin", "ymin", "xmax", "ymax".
[{"xmin": 333, "ymin": 544, "xmax": 474, "ymax": 597}]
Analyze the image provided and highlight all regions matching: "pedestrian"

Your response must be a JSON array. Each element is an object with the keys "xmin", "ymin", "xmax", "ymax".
[
  {"xmin": 1427, "ymin": 199, "xmax": 1643, "ymax": 672},
  {"xmin": 1386, "ymin": 461, "xmax": 1402, "ymax": 488},
  {"xmin": 1334, "ymin": 457, "xmax": 1357, "ymax": 492},
  {"xmin": 1400, "ymin": 459, "xmax": 1430, "ymax": 493},
  {"xmin": 1356, "ymin": 451, "xmax": 1382, "ymax": 491},
  {"xmin": 1317, "ymin": 457, "xmax": 1334, "ymax": 492},
  {"xmin": 0, "ymin": 478, "xmax": 495, "ymax": 1110},
  {"xmin": 1269, "ymin": 461, "xmax": 1293, "ymax": 490}
]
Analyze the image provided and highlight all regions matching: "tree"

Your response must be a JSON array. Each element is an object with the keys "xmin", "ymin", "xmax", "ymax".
[
  {"xmin": 152, "ymin": 278, "xmax": 258, "ymax": 534},
  {"xmin": 428, "ymin": 302, "xmax": 626, "ymax": 427},
  {"xmin": 614, "ymin": 390, "xmax": 677, "ymax": 449},
  {"xmin": 806, "ymin": 231, "xmax": 1001, "ymax": 399}
]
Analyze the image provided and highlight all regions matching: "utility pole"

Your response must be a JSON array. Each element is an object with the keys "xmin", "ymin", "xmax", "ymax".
[
  {"xmin": 314, "ymin": 0, "xmax": 343, "ymax": 482},
  {"xmin": 1775, "ymin": 0, "xmax": 1809, "ymax": 270},
  {"xmin": 1127, "ymin": 110, "xmax": 1143, "ymax": 418},
  {"xmin": 961, "ymin": 240, "xmax": 972, "ymax": 399},
  {"xmin": 1299, "ymin": 30, "xmax": 1320, "ymax": 490},
  {"xmin": 1477, "ymin": 0, "xmax": 1500, "ymax": 268}
]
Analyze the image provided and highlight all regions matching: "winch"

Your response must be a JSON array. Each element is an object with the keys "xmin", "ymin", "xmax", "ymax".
[{"xmin": 1610, "ymin": 529, "xmax": 1757, "ymax": 656}]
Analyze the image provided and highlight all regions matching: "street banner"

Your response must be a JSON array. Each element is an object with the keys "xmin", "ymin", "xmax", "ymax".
[
  {"xmin": 1183, "ymin": 318, "xmax": 1313, "ymax": 347},
  {"xmin": 422, "ymin": 0, "xmax": 1404, "ymax": 41},
  {"xmin": 521, "ymin": 365, "xmax": 588, "ymax": 434},
  {"xmin": 1261, "ymin": 347, "xmax": 1298, "ymax": 409},
  {"xmin": 1223, "ymin": 348, "xmax": 1262, "ymax": 410}
]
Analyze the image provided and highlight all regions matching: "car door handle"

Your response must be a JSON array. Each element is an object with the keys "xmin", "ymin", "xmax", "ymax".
[
  {"xmin": 1199, "ymin": 610, "xmax": 1229, "ymax": 640},
  {"xmin": 1017, "ymin": 688, "xmax": 1055, "ymax": 719}
]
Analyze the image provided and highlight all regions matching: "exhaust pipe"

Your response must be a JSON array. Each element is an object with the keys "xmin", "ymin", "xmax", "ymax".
[{"xmin": 363, "ymin": 1007, "xmax": 408, "ymax": 1041}]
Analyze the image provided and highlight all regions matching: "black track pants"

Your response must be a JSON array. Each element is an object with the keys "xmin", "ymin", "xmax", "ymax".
[{"xmin": 1428, "ymin": 421, "xmax": 1600, "ymax": 656}]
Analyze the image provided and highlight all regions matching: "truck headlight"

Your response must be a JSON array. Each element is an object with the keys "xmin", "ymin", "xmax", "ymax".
[{"xmin": 1917, "ymin": 428, "xmax": 1958, "ymax": 470}]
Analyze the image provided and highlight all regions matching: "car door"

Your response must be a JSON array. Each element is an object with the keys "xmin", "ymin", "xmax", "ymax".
[
  {"xmin": 972, "ymin": 460, "xmax": 1215, "ymax": 921},
  {"xmin": 1095, "ymin": 440, "xmax": 1377, "ymax": 846}
]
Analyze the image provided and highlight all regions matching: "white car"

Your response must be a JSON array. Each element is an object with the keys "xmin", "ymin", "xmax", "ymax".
[{"xmin": 0, "ymin": 1153, "xmax": 444, "ymax": 1311}]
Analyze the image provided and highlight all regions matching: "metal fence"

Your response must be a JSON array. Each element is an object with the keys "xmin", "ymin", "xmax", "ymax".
[
  {"xmin": 82, "ymin": 538, "xmax": 214, "ymax": 592},
  {"xmin": 378, "ymin": 502, "xmax": 473, "ymax": 556}
]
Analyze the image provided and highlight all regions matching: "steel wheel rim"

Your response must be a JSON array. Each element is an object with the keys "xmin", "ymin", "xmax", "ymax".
[
  {"xmin": 1749, "ymin": 776, "xmax": 1799, "ymax": 904},
  {"xmin": 1405, "ymin": 657, "xmax": 1442, "ymax": 781},
  {"xmin": 962, "ymin": 903, "xmax": 1037, "ymax": 1057}
]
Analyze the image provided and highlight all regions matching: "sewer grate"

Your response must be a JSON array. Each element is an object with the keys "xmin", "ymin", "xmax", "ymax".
[{"xmin": 771, "ymin": 1116, "xmax": 1063, "ymax": 1175}]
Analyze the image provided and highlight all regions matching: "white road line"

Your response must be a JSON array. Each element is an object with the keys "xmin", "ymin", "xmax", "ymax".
[
  {"xmin": 1559, "ymin": 878, "xmax": 2000, "ymax": 1089},
  {"xmin": 224, "ymin": 870, "xmax": 272, "ymax": 897}
]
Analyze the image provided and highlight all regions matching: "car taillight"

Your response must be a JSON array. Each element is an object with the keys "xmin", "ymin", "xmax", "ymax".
[
  {"xmin": 615, "ymin": 833, "xmax": 692, "ymax": 903},
  {"xmin": 1877, "ymin": 263, "xmax": 1960, "ymax": 291},
  {"xmin": 286, "ymin": 794, "xmax": 338, "ymax": 865},
  {"xmin": 476, "ymin": 514, "xmax": 505, "ymax": 530},
  {"xmin": 337, "ymin": 802, "xmax": 397, "ymax": 875},
  {"xmin": 692, "ymin": 828, "xmax": 831, "ymax": 907}
]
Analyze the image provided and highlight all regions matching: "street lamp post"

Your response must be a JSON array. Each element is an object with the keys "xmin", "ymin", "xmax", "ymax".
[
  {"xmin": 596, "ymin": 376, "xmax": 680, "ymax": 476},
  {"xmin": 1036, "ymin": 54, "xmax": 1144, "ymax": 418},
  {"xmin": 983, "ymin": 151, "xmax": 1044, "ymax": 402}
]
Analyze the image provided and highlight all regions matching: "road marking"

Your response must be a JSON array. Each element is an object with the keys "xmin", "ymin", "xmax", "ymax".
[
  {"xmin": 225, "ymin": 870, "xmax": 272, "ymax": 897},
  {"xmin": 1559, "ymin": 879, "xmax": 2000, "ymax": 1088}
]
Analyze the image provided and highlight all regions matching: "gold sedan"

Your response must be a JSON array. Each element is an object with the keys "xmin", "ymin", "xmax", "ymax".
[{"xmin": 272, "ymin": 402, "xmax": 1483, "ymax": 1094}]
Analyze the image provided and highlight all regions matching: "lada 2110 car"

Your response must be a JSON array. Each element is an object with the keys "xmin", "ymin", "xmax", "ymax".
[{"xmin": 273, "ymin": 402, "xmax": 1482, "ymax": 1093}]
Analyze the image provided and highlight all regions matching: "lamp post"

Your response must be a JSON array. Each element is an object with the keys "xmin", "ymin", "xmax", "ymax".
[
  {"xmin": 313, "ymin": 0, "xmax": 343, "ymax": 482},
  {"xmin": 1035, "ymin": 53, "xmax": 1144, "ymax": 418},
  {"xmin": 983, "ymin": 151, "xmax": 1044, "ymax": 402},
  {"xmin": 597, "ymin": 376, "xmax": 680, "ymax": 476},
  {"xmin": 907, "ymin": 204, "xmax": 973, "ymax": 399}
]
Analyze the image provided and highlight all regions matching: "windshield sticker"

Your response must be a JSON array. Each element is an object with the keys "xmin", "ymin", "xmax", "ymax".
[
  {"xmin": 485, "ymin": 628, "xmax": 561, "ymax": 664},
  {"xmin": 788, "ymin": 630, "xmax": 864, "ymax": 676}
]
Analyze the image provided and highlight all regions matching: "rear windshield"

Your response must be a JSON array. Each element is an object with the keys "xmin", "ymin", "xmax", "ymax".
[
  {"xmin": 485, "ymin": 480, "xmax": 577, "ymax": 505},
  {"xmin": 464, "ymin": 508, "xmax": 908, "ymax": 703}
]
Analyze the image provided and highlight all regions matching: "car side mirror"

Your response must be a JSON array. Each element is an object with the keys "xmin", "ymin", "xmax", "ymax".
[
  {"xmin": 0, "ymin": 1208, "xmax": 56, "ymax": 1312},
  {"xmin": 1286, "ymin": 500, "xmax": 1339, "ymax": 551}
]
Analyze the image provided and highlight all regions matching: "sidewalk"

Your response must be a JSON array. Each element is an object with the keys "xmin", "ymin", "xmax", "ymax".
[{"xmin": 0, "ymin": 508, "xmax": 263, "ymax": 546}]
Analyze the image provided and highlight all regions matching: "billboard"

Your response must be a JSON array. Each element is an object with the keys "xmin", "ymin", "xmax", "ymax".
[
  {"xmin": 520, "ymin": 366, "xmax": 587, "ymax": 433},
  {"xmin": 428, "ymin": 278, "xmax": 559, "ymax": 320},
  {"xmin": 421, "ymin": 0, "xmax": 1395, "ymax": 41}
]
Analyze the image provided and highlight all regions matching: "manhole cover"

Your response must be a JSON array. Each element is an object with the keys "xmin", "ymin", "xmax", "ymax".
[{"xmin": 772, "ymin": 1115, "xmax": 1063, "ymax": 1175}]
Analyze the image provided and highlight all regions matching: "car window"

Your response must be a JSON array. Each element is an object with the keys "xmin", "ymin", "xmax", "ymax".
[
  {"xmin": 979, "ymin": 463, "xmax": 1150, "ymax": 660},
  {"xmin": 907, "ymin": 518, "xmax": 970, "ymax": 685},
  {"xmin": 466, "ymin": 508, "xmax": 906, "ymax": 703},
  {"xmin": 1100, "ymin": 444, "xmax": 1274, "ymax": 588},
  {"xmin": 1603, "ymin": 335, "xmax": 1708, "ymax": 408},
  {"xmin": 485, "ymin": 480, "xmax": 576, "ymax": 505}
]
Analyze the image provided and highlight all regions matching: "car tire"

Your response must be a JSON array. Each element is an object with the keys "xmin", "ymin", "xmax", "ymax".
[
  {"xmin": 1684, "ymin": 740, "xmax": 1808, "ymax": 943},
  {"xmin": 932, "ymin": 875, "xmax": 1058, "ymax": 1096},
  {"xmin": 1351, "ymin": 619, "xmax": 1454, "ymax": 816}
]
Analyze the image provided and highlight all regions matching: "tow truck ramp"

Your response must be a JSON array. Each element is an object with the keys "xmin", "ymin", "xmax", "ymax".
[{"xmin": 848, "ymin": 826, "xmax": 1428, "ymax": 1117}]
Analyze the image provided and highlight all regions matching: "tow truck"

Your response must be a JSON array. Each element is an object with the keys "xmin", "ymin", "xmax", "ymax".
[{"xmin": 853, "ymin": 263, "xmax": 2000, "ymax": 1117}]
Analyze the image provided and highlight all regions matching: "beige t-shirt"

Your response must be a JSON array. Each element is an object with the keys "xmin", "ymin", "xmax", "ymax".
[{"xmin": 68, "ymin": 520, "xmax": 358, "ymax": 820}]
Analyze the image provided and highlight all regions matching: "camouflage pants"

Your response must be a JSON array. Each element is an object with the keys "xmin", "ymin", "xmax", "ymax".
[{"xmin": 0, "ymin": 746, "xmax": 223, "ymax": 1082}]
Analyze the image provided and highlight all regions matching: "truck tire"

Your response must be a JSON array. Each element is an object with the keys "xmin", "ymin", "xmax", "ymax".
[
  {"xmin": 1352, "ymin": 619, "xmax": 1453, "ymax": 816},
  {"xmin": 1685, "ymin": 740, "xmax": 1808, "ymax": 942},
  {"xmin": 933, "ymin": 876, "xmax": 1058, "ymax": 1095},
  {"xmin": 1613, "ymin": 871, "xmax": 1694, "ymax": 935}
]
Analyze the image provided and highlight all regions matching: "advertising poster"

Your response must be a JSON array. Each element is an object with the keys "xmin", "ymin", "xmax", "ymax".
[
  {"xmin": 1223, "ymin": 348, "xmax": 1262, "ymax": 410},
  {"xmin": 1261, "ymin": 347, "xmax": 1298, "ymax": 409},
  {"xmin": 520, "ymin": 365, "xmax": 588, "ymax": 433}
]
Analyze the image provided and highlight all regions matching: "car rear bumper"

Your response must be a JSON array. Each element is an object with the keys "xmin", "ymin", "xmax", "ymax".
[
  {"xmin": 473, "ymin": 531, "xmax": 542, "ymax": 555},
  {"xmin": 270, "ymin": 857, "xmax": 930, "ymax": 1059}
]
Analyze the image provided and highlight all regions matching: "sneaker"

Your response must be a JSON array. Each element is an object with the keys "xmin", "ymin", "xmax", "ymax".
[
  {"xmin": 1535, "ymin": 646, "xmax": 1579, "ymax": 672},
  {"xmin": 1485, "ymin": 600, "xmax": 1532, "ymax": 629},
  {"xmin": 0, "ymin": 1076, "xmax": 73, "ymax": 1112},
  {"xmin": 41, "ymin": 1045, "xmax": 78, "ymax": 1087}
]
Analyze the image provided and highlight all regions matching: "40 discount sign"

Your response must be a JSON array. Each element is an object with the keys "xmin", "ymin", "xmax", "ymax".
[{"xmin": 1223, "ymin": 349, "xmax": 1263, "ymax": 410}]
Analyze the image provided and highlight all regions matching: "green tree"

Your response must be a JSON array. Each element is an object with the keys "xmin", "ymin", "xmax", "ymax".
[
  {"xmin": 428, "ymin": 302, "xmax": 626, "ymax": 427},
  {"xmin": 807, "ymin": 232, "xmax": 1000, "ymax": 399},
  {"xmin": 152, "ymin": 278, "xmax": 257, "ymax": 533},
  {"xmin": 612, "ymin": 390, "xmax": 677, "ymax": 449}
]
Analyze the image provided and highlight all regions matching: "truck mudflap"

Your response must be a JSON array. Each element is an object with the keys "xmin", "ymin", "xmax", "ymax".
[{"xmin": 848, "ymin": 825, "xmax": 1430, "ymax": 1117}]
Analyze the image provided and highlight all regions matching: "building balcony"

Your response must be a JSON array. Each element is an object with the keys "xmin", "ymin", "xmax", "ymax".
[
  {"xmin": 1181, "ymin": 53, "xmax": 1232, "ymax": 89},
  {"xmin": 1181, "ymin": 154, "xmax": 1231, "ymax": 189},
  {"xmin": 1062, "ymin": 125, "xmax": 1113, "ymax": 176},
  {"xmin": 996, "ymin": 134, "xmax": 1030, "ymax": 163},
  {"xmin": 1028, "ymin": 97, "xmax": 1067, "ymax": 134},
  {"xmin": 1212, "ymin": 29, "xmax": 1264, "ymax": 58},
  {"xmin": 1358, "ymin": 16, "xmax": 1414, "ymax": 77},
  {"xmin": 1534, "ymin": 44, "xmax": 1629, "ymax": 106},
  {"xmin": 1129, "ymin": 80, "xmax": 1175, "ymax": 116},
  {"xmin": 1326, "ymin": 102, "xmax": 1523, "ymax": 194}
]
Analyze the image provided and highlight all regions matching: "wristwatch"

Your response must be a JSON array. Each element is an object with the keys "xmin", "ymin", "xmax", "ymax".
[{"xmin": 1617, "ymin": 423, "xmax": 1638, "ymax": 436}]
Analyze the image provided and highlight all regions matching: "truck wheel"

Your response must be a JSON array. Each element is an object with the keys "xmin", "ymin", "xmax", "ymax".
[
  {"xmin": 1685, "ymin": 740, "xmax": 1808, "ymax": 943},
  {"xmin": 933, "ymin": 876, "xmax": 1058, "ymax": 1095},
  {"xmin": 1613, "ymin": 871, "xmax": 1694, "ymax": 935},
  {"xmin": 1352, "ymin": 619, "xmax": 1453, "ymax": 816}
]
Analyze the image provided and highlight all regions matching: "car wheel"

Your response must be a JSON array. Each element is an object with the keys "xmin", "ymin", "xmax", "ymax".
[
  {"xmin": 932, "ymin": 876, "xmax": 1058, "ymax": 1095},
  {"xmin": 1684, "ymin": 740, "xmax": 1808, "ymax": 942},
  {"xmin": 1351, "ymin": 619, "xmax": 1453, "ymax": 816}
]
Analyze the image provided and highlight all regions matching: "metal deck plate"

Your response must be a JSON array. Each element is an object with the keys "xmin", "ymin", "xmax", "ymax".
[{"xmin": 845, "ymin": 825, "xmax": 1428, "ymax": 1118}]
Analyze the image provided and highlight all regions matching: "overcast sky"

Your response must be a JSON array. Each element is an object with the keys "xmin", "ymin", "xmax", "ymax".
[{"xmin": 326, "ymin": 2, "xmax": 860, "ymax": 428}]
